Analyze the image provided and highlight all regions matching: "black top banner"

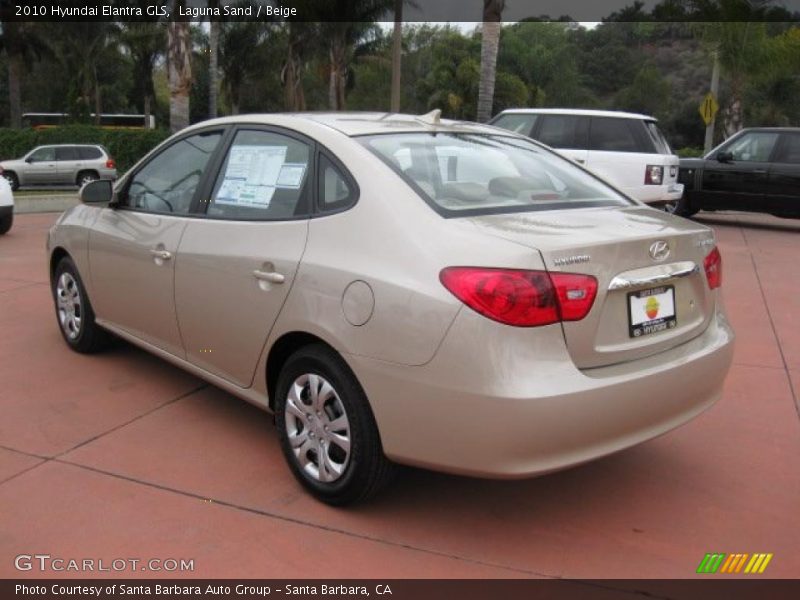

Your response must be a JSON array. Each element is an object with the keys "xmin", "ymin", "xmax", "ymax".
[{"xmin": 1, "ymin": 0, "xmax": 799, "ymax": 22}]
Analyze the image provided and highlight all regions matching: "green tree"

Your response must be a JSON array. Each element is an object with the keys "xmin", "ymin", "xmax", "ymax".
[
  {"xmin": 476, "ymin": 0, "xmax": 505, "ymax": 122},
  {"xmin": 168, "ymin": 0, "xmax": 192, "ymax": 132}
]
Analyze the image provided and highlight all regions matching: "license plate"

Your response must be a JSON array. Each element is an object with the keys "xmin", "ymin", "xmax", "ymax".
[{"xmin": 627, "ymin": 286, "xmax": 677, "ymax": 338}]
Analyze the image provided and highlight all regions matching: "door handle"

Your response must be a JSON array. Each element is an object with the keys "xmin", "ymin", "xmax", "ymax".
[
  {"xmin": 751, "ymin": 169, "xmax": 767, "ymax": 174},
  {"xmin": 150, "ymin": 249, "xmax": 172, "ymax": 260},
  {"xmin": 253, "ymin": 269, "xmax": 285, "ymax": 284},
  {"xmin": 575, "ymin": 159, "xmax": 586, "ymax": 164}
]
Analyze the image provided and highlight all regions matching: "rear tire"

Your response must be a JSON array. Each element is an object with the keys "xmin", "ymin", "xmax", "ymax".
[
  {"xmin": 76, "ymin": 171, "xmax": 98, "ymax": 188},
  {"xmin": 0, "ymin": 213, "xmax": 11, "ymax": 235},
  {"xmin": 275, "ymin": 344, "xmax": 395, "ymax": 505},
  {"xmin": 4, "ymin": 172, "xmax": 19, "ymax": 191},
  {"xmin": 52, "ymin": 256, "xmax": 112, "ymax": 353},
  {"xmin": 664, "ymin": 195, "xmax": 698, "ymax": 218}
]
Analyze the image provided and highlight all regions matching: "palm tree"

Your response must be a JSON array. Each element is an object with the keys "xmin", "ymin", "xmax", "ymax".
[
  {"xmin": 208, "ymin": 0, "xmax": 220, "ymax": 118},
  {"xmin": 390, "ymin": 0, "xmax": 403, "ymax": 112},
  {"xmin": 282, "ymin": 22, "xmax": 315, "ymax": 111},
  {"xmin": 120, "ymin": 21, "xmax": 165, "ymax": 126},
  {"xmin": 476, "ymin": 0, "xmax": 505, "ymax": 123},
  {"xmin": 219, "ymin": 21, "xmax": 268, "ymax": 114},
  {"xmin": 168, "ymin": 0, "xmax": 192, "ymax": 132},
  {"xmin": 314, "ymin": 0, "xmax": 395, "ymax": 110},
  {"xmin": 0, "ymin": 22, "xmax": 48, "ymax": 128}
]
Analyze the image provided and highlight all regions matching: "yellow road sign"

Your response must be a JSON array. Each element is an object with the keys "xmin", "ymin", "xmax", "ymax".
[{"xmin": 699, "ymin": 92, "xmax": 719, "ymax": 126}]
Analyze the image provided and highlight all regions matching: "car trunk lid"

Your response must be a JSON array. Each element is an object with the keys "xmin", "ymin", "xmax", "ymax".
[{"xmin": 463, "ymin": 206, "xmax": 718, "ymax": 369}]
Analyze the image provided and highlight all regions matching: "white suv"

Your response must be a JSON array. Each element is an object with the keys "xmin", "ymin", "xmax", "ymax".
[{"xmin": 490, "ymin": 109, "xmax": 683, "ymax": 205}]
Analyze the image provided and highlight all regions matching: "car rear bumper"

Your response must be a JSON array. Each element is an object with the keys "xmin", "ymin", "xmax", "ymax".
[
  {"xmin": 628, "ymin": 183, "xmax": 684, "ymax": 204},
  {"xmin": 98, "ymin": 168, "xmax": 118, "ymax": 181},
  {"xmin": 349, "ymin": 305, "xmax": 734, "ymax": 478}
]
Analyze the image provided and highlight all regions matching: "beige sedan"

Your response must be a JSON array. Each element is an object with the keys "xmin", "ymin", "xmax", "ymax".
[{"xmin": 47, "ymin": 112, "xmax": 734, "ymax": 505}]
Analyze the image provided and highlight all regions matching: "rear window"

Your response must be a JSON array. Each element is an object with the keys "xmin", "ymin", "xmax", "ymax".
[
  {"xmin": 589, "ymin": 118, "xmax": 642, "ymax": 152},
  {"xmin": 77, "ymin": 146, "xmax": 103, "ymax": 160},
  {"xmin": 536, "ymin": 115, "xmax": 588, "ymax": 150},
  {"xmin": 55, "ymin": 147, "xmax": 78, "ymax": 161},
  {"xmin": 490, "ymin": 114, "xmax": 538, "ymax": 136},
  {"xmin": 359, "ymin": 133, "xmax": 632, "ymax": 217}
]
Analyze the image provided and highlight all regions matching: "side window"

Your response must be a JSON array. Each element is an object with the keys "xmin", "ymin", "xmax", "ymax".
[
  {"xmin": 318, "ymin": 154, "xmax": 356, "ymax": 213},
  {"xmin": 125, "ymin": 130, "xmax": 222, "ymax": 215},
  {"xmin": 589, "ymin": 118, "xmax": 641, "ymax": 152},
  {"xmin": 207, "ymin": 129, "xmax": 311, "ymax": 220},
  {"xmin": 491, "ymin": 114, "xmax": 538, "ymax": 136},
  {"xmin": 723, "ymin": 132, "xmax": 779, "ymax": 162},
  {"xmin": 774, "ymin": 133, "xmax": 800, "ymax": 164},
  {"xmin": 55, "ymin": 147, "xmax": 78, "ymax": 161},
  {"xmin": 78, "ymin": 146, "xmax": 103, "ymax": 160},
  {"xmin": 29, "ymin": 147, "xmax": 55, "ymax": 162},
  {"xmin": 536, "ymin": 115, "xmax": 588, "ymax": 150}
]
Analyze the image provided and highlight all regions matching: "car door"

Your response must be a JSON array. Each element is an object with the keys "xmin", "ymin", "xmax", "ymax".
[
  {"xmin": 24, "ymin": 146, "xmax": 59, "ymax": 184},
  {"xmin": 700, "ymin": 130, "xmax": 779, "ymax": 212},
  {"xmin": 531, "ymin": 114, "xmax": 589, "ymax": 166},
  {"xmin": 88, "ymin": 128, "xmax": 227, "ymax": 357},
  {"xmin": 55, "ymin": 146, "xmax": 79, "ymax": 184},
  {"xmin": 174, "ymin": 127, "xmax": 314, "ymax": 387},
  {"xmin": 765, "ymin": 132, "xmax": 800, "ymax": 217}
]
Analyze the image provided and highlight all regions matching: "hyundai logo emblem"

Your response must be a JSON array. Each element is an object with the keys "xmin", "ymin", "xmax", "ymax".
[{"xmin": 649, "ymin": 240, "xmax": 670, "ymax": 262}]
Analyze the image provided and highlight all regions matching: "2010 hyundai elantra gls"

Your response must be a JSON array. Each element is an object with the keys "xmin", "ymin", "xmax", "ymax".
[{"xmin": 47, "ymin": 112, "xmax": 734, "ymax": 505}]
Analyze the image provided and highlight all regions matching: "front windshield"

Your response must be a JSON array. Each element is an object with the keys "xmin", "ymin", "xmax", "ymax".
[{"xmin": 359, "ymin": 133, "xmax": 633, "ymax": 217}]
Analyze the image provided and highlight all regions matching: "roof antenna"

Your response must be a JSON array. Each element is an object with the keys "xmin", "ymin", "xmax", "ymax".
[{"xmin": 417, "ymin": 109, "xmax": 442, "ymax": 126}]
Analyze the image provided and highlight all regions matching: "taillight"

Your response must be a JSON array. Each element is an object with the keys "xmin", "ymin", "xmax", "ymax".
[
  {"xmin": 645, "ymin": 165, "xmax": 663, "ymax": 185},
  {"xmin": 439, "ymin": 267, "xmax": 597, "ymax": 327},
  {"xmin": 106, "ymin": 159, "xmax": 116, "ymax": 169},
  {"xmin": 704, "ymin": 246, "xmax": 722, "ymax": 290},
  {"xmin": 551, "ymin": 272, "xmax": 598, "ymax": 321}
]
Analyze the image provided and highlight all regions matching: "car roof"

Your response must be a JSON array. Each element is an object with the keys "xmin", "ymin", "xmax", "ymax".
[
  {"xmin": 181, "ymin": 112, "xmax": 511, "ymax": 138},
  {"xmin": 497, "ymin": 108, "xmax": 658, "ymax": 121},
  {"xmin": 737, "ymin": 127, "xmax": 800, "ymax": 133},
  {"xmin": 35, "ymin": 144, "xmax": 103, "ymax": 148}
]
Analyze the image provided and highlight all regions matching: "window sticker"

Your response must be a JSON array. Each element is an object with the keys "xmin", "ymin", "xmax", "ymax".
[
  {"xmin": 276, "ymin": 163, "xmax": 306, "ymax": 189},
  {"xmin": 215, "ymin": 145, "xmax": 288, "ymax": 208}
]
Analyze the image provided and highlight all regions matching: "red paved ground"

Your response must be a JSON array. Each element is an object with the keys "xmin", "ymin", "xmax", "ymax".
[{"xmin": 0, "ymin": 212, "xmax": 798, "ymax": 580}]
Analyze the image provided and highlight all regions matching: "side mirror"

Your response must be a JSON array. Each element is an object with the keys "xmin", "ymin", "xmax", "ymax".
[
  {"xmin": 24, "ymin": 157, "xmax": 33, "ymax": 163},
  {"xmin": 80, "ymin": 179, "xmax": 113, "ymax": 204},
  {"xmin": 716, "ymin": 151, "xmax": 734, "ymax": 163}
]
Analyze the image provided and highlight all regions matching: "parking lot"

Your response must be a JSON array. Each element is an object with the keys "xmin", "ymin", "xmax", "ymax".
[{"xmin": 0, "ymin": 211, "xmax": 798, "ymax": 580}]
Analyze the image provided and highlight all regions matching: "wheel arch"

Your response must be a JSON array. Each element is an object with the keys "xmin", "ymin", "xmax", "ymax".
[
  {"xmin": 266, "ymin": 331, "xmax": 346, "ymax": 412},
  {"xmin": 76, "ymin": 169, "xmax": 99, "ymax": 184},
  {"xmin": 49, "ymin": 246, "xmax": 72, "ymax": 285}
]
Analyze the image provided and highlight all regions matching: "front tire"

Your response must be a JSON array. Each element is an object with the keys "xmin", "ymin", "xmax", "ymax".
[
  {"xmin": 0, "ymin": 213, "xmax": 11, "ymax": 235},
  {"xmin": 275, "ymin": 344, "xmax": 395, "ymax": 505},
  {"xmin": 52, "ymin": 256, "xmax": 111, "ymax": 353}
]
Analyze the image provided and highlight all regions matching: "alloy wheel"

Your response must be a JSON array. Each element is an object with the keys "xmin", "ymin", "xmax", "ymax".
[
  {"xmin": 56, "ymin": 272, "xmax": 82, "ymax": 339},
  {"xmin": 284, "ymin": 373, "xmax": 351, "ymax": 483}
]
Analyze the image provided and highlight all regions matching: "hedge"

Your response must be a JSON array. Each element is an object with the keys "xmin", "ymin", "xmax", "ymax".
[
  {"xmin": 675, "ymin": 146, "xmax": 705, "ymax": 158},
  {"xmin": 0, "ymin": 126, "xmax": 171, "ymax": 173}
]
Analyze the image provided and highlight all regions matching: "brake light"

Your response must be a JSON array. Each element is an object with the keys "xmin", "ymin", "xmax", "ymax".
[
  {"xmin": 704, "ymin": 246, "xmax": 722, "ymax": 290},
  {"xmin": 106, "ymin": 159, "xmax": 116, "ymax": 169},
  {"xmin": 439, "ymin": 267, "xmax": 597, "ymax": 327},
  {"xmin": 645, "ymin": 165, "xmax": 663, "ymax": 185}
]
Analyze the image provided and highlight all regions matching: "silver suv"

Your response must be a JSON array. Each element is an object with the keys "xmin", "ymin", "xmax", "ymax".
[{"xmin": 0, "ymin": 144, "xmax": 117, "ymax": 190}]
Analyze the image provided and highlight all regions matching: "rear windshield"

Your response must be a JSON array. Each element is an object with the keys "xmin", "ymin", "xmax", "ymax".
[{"xmin": 359, "ymin": 133, "xmax": 632, "ymax": 217}]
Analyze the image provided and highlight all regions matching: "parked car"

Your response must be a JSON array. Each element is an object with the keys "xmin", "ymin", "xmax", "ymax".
[
  {"xmin": 490, "ymin": 108, "xmax": 684, "ymax": 206},
  {"xmin": 47, "ymin": 113, "xmax": 734, "ymax": 505},
  {"xmin": 672, "ymin": 127, "xmax": 800, "ymax": 218},
  {"xmin": 0, "ymin": 176, "xmax": 12, "ymax": 234},
  {"xmin": 0, "ymin": 144, "xmax": 117, "ymax": 190}
]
